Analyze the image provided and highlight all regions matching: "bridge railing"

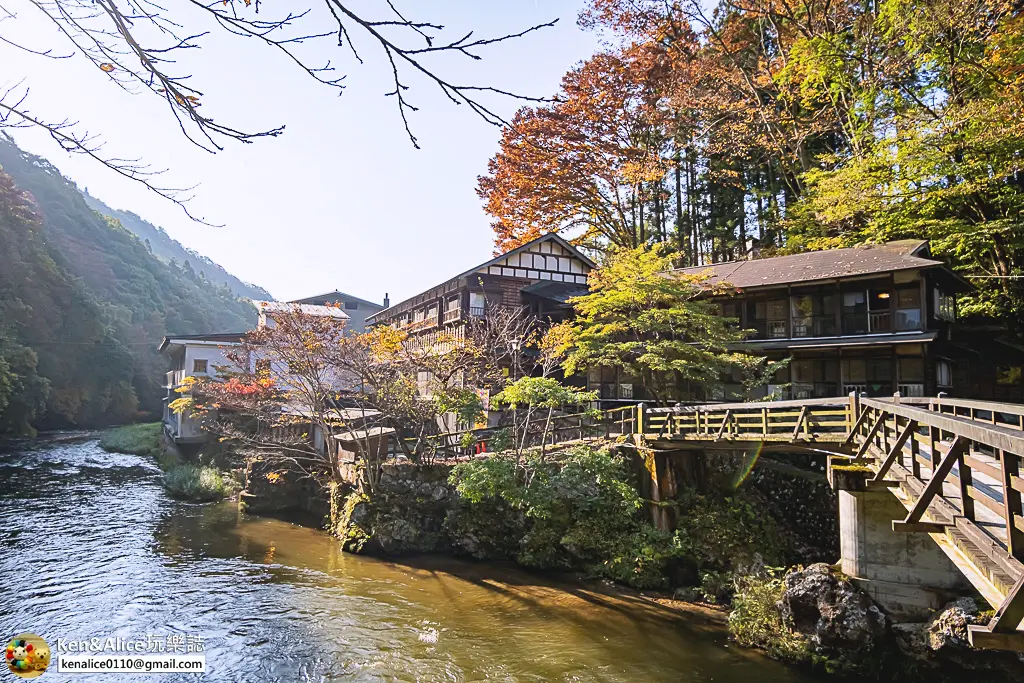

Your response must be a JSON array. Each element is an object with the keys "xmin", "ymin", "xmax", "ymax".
[
  {"xmin": 643, "ymin": 396, "xmax": 854, "ymax": 441},
  {"xmin": 893, "ymin": 396, "xmax": 1024, "ymax": 432},
  {"xmin": 850, "ymin": 397, "xmax": 1024, "ymax": 557},
  {"xmin": 848, "ymin": 396, "xmax": 1024, "ymax": 644}
]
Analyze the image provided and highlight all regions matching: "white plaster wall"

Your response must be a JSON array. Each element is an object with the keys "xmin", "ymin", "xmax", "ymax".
[{"xmin": 183, "ymin": 345, "xmax": 238, "ymax": 380}]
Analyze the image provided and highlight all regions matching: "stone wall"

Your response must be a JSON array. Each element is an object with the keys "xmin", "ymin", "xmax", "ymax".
[
  {"xmin": 334, "ymin": 462, "xmax": 458, "ymax": 555},
  {"xmin": 652, "ymin": 449, "xmax": 840, "ymax": 564},
  {"xmin": 239, "ymin": 457, "xmax": 331, "ymax": 524}
]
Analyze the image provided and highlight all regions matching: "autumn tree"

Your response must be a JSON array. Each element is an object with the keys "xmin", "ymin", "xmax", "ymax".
[
  {"xmin": 480, "ymin": 0, "xmax": 1024, "ymax": 332},
  {"xmin": 478, "ymin": 51, "xmax": 672, "ymax": 252},
  {"xmin": 1, "ymin": 1, "xmax": 555, "ymax": 218}
]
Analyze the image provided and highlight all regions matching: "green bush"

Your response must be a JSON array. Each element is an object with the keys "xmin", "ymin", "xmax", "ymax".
[
  {"xmin": 729, "ymin": 569, "xmax": 809, "ymax": 662},
  {"xmin": 451, "ymin": 446, "xmax": 679, "ymax": 589},
  {"xmin": 99, "ymin": 422, "xmax": 162, "ymax": 457},
  {"xmin": 163, "ymin": 464, "xmax": 226, "ymax": 502}
]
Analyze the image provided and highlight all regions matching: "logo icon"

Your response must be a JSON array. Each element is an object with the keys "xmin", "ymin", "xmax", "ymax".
[{"xmin": 5, "ymin": 634, "xmax": 49, "ymax": 678}]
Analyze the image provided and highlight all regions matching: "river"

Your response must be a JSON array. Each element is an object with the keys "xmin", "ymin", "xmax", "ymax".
[{"xmin": 0, "ymin": 435, "xmax": 819, "ymax": 682}]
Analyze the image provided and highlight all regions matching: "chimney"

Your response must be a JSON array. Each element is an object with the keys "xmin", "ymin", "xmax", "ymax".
[{"xmin": 383, "ymin": 293, "xmax": 390, "ymax": 308}]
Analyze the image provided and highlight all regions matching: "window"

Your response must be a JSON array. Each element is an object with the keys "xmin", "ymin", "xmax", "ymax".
[
  {"xmin": 344, "ymin": 301, "xmax": 358, "ymax": 310},
  {"xmin": 843, "ymin": 359, "xmax": 866, "ymax": 383},
  {"xmin": 192, "ymin": 359, "xmax": 208, "ymax": 374},
  {"xmin": 897, "ymin": 288, "xmax": 920, "ymax": 309},
  {"xmin": 469, "ymin": 292, "xmax": 486, "ymax": 317},
  {"xmin": 935, "ymin": 290, "xmax": 956, "ymax": 321},
  {"xmin": 721, "ymin": 301, "xmax": 739, "ymax": 319},
  {"xmin": 895, "ymin": 288, "xmax": 922, "ymax": 330},
  {"xmin": 937, "ymin": 360, "xmax": 953, "ymax": 387}
]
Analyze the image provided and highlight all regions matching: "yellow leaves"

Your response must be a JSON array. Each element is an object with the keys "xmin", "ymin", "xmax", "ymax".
[
  {"xmin": 366, "ymin": 326, "xmax": 408, "ymax": 356},
  {"xmin": 266, "ymin": 471, "xmax": 282, "ymax": 483},
  {"xmin": 175, "ymin": 375, "xmax": 198, "ymax": 394},
  {"xmin": 168, "ymin": 396, "xmax": 194, "ymax": 414}
]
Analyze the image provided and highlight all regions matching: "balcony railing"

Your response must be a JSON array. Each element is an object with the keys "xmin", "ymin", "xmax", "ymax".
[
  {"xmin": 442, "ymin": 308, "xmax": 461, "ymax": 323},
  {"xmin": 767, "ymin": 320, "xmax": 787, "ymax": 338},
  {"xmin": 791, "ymin": 315, "xmax": 837, "ymax": 338},
  {"xmin": 165, "ymin": 370, "xmax": 185, "ymax": 389},
  {"xmin": 868, "ymin": 310, "xmax": 891, "ymax": 332},
  {"xmin": 468, "ymin": 306, "xmax": 486, "ymax": 318},
  {"xmin": 898, "ymin": 383, "xmax": 925, "ymax": 397},
  {"xmin": 842, "ymin": 313, "xmax": 869, "ymax": 335}
]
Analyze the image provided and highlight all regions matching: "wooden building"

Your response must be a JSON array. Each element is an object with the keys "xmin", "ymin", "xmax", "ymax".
[
  {"xmin": 669, "ymin": 240, "xmax": 1019, "ymax": 401},
  {"xmin": 365, "ymin": 233, "xmax": 595, "ymax": 335}
]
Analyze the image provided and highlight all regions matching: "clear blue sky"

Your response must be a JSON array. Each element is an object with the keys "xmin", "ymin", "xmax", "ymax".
[{"xmin": 3, "ymin": 1, "xmax": 602, "ymax": 304}]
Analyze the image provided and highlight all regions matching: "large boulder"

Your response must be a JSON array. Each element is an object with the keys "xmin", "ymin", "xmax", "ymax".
[
  {"xmin": 893, "ymin": 598, "xmax": 1024, "ymax": 682},
  {"xmin": 778, "ymin": 563, "xmax": 889, "ymax": 653}
]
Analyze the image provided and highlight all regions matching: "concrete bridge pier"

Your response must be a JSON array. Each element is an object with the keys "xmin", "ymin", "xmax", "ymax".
[{"xmin": 832, "ymin": 467, "xmax": 970, "ymax": 619}]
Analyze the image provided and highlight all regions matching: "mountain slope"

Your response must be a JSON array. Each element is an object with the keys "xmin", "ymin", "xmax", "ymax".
[
  {"xmin": 0, "ymin": 137, "xmax": 258, "ymax": 434},
  {"xmin": 83, "ymin": 192, "xmax": 272, "ymax": 301}
]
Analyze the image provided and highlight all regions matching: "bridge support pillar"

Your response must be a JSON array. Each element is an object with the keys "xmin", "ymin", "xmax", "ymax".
[{"xmin": 837, "ymin": 484, "xmax": 970, "ymax": 619}]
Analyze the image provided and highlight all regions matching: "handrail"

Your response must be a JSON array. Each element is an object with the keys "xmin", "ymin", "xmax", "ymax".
[
  {"xmin": 860, "ymin": 397, "xmax": 1024, "ymax": 455},
  {"xmin": 649, "ymin": 396, "xmax": 851, "ymax": 413}
]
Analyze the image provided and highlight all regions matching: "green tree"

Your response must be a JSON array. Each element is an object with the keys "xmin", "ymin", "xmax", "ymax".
[
  {"xmin": 493, "ymin": 376, "xmax": 598, "ymax": 459},
  {"xmin": 555, "ymin": 245, "xmax": 752, "ymax": 402}
]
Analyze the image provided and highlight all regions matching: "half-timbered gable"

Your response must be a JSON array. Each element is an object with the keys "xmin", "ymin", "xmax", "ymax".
[{"xmin": 366, "ymin": 234, "xmax": 595, "ymax": 335}]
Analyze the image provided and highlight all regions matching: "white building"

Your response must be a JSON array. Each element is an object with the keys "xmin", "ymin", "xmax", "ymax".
[
  {"xmin": 158, "ymin": 332, "xmax": 246, "ymax": 445},
  {"xmin": 159, "ymin": 301, "xmax": 352, "ymax": 447}
]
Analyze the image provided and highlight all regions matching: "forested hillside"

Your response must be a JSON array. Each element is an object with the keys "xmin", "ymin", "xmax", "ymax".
[
  {"xmin": 82, "ymin": 192, "xmax": 271, "ymax": 301},
  {"xmin": 479, "ymin": 0, "xmax": 1024, "ymax": 331},
  {"xmin": 0, "ymin": 138, "xmax": 258, "ymax": 435}
]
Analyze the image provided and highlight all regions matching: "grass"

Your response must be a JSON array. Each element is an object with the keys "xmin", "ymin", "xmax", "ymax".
[
  {"xmin": 729, "ymin": 569, "xmax": 810, "ymax": 662},
  {"xmin": 99, "ymin": 422, "xmax": 163, "ymax": 457},
  {"xmin": 163, "ymin": 464, "xmax": 227, "ymax": 502}
]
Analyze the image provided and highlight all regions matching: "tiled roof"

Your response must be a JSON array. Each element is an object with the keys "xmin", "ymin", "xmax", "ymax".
[
  {"xmin": 252, "ymin": 300, "xmax": 349, "ymax": 319},
  {"xmin": 290, "ymin": 290, "xmax": 384, "ymax": 309},
  {"xmin": 158, "ymin": 332, "xmax": 247, "ymax": 351},
  {"xmin": 670, "ymin": 244, "xmax": 948, "ymax": 290}
]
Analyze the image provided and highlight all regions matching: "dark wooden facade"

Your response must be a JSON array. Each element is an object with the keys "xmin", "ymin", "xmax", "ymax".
[
  {"xmin": 366, "ymin": 234, "xmax": 595, "ymax": 336},
  {"xmin": 670, "ymin": 241, "xmax": 1022, "ymax": 402}
]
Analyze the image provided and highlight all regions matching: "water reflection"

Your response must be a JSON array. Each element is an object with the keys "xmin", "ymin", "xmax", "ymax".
[{"xmin": 0, "ymin": 436, "xmax": 816, "ymax": 682}]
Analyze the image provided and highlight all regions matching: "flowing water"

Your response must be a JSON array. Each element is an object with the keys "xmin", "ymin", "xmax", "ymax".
[{"xmin": 0, "ymin": 436, "xmax": 818, "ymax": 682}]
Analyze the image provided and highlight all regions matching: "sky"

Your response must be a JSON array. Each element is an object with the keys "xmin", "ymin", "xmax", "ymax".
[{"xmin": 2, "ymin": 0, "xmax": 603, "ymax": 305}]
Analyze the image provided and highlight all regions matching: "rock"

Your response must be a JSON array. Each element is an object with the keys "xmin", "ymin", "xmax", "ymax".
[
  {"xmin": 927, "ymin": 597, "xmax": 978, "ymax": 650},
  {"xmin": 893, "ymin": 598, "xmax": 1024, "ymax": 682},
  {"xmin": 778, "ymin": 563, "xmax": 888, "ymax": 653}
]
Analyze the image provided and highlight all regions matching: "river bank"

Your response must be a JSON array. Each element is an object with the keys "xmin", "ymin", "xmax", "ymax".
[{"xmin": 0, "ymin": 434, "xmax": 817, "ymax": 681}]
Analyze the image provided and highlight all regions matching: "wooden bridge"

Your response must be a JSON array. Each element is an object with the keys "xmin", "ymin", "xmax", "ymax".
[
  {"xmin": 440, "ymin": 394, "xmax": 1024, "ymax": 651},
  {"xmin": 596, "ymin": 394, "xmax": 1024, "ymax": 652}
]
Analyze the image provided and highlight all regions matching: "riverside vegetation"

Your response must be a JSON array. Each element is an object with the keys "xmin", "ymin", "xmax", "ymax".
[{"xmin": 98, "ymin": 423, "xmax": 229, "ymax": 502}]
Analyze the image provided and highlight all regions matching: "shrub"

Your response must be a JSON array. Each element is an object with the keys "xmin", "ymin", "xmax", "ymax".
[
  {"xmin": 163, "ymin": 464, "xmax": 226, "ymax": 502},
  {"xmin": 99, "ymin": 422, "xmax": 162, "ymax": 457},
  {"xmin": 729, "ymin": 569, "xmax": 809, "ymax": 662},
  {"xmin": 450, "ymin": 445, "xmax": 679, "ymax": 589}
]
